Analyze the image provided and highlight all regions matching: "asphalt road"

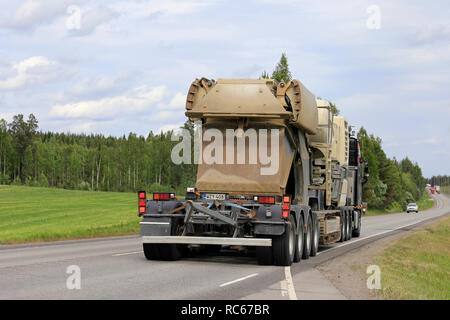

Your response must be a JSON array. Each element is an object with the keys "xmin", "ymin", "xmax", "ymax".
[{"xmin": 0, "ymin": 193, "xmax": 448, "ymax": 300}]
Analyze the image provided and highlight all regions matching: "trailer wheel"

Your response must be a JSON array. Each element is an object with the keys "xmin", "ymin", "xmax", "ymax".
[
  {"xmin": 256, "ymin": 239, "xmax": 273, "ymax": 265},
  {"xmin": 273, "ymin": 215, "xmax": 295, "ymax": 266},
  {"xmin": 293, "ymin": 215, "xmax": 304, "ymax": 262},
  {"xmin": 310, "ymin": 213, "xmax": 319, "ymax": 257},
  {"xmin": 143, "ymin": 244, "xmax": 161, "ymax": 260},
  {"xmin": 340, "ymin": 211, "xmax": 346, "ymax": 242},
  {"xmin": 347, "ymin": 210, "xmax": 352, "ymax": 241},
  {"xmin": 352, "ymin": 210, "xmax": 361, "ymax": 237},
  {"xmin": 158, "ymin": 217, "xmax": 187, "ymax": 261},
  {"xmin": 302, "ymin": 214, "xmax": 312, "ymax": 259},
  {"xmin": 203, "ymin": 245, "xmax": 222, "ymax": 255}
]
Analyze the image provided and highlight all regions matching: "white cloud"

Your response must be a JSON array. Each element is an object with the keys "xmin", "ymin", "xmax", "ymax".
[
  {"xmin": 68, "ymin": 120, "xmax": 118, "ymax": 134},
  {"xmin": 58, "ymin": 73, "xmax": 133, "ymax": 101},
  {"xmin": 412, "ymin": 24, "xmax": 450, "ymax": 45},
  {"xmin": 68, "ymin": 6, "xmax": 117, "ymax": 37},
  {"xmin": 0, "ymin": 56, "xmax": 66, "ymax": 90},
  {"xmin": 411, "ymin": 137, "xmax": 438, "ymax": 145},
  {"xmin": 69, "ymin": 76, "xmax": 121, "ymax": 96},
  {"xmin": 110, "ymin": 0, "xmax": 210, "ymax": 19},
  {"xmin": 49, "ymin": 85, "xmax": 168, "ymax": 119},
  {"xmin": 163, "ymin": 92, "xmax": 186, "ymax": 110},
  {"xmin": 158, "ymin": 124, "xmax": 182, "ymax": 133},
  {"xmin": 6, "ymin": 0, "xmax": 72, "ymax": 30}
]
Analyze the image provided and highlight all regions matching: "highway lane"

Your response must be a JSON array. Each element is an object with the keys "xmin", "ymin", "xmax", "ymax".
[{"xmin": 0, "ymin": 193, "xmax": 448, "ymax": 300}]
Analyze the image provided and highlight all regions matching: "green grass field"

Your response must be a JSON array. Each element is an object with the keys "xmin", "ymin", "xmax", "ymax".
[
  {"xmin": 0, "ymin": 185, "xmax": 141, "ymax": 244},
  {"xmin": 366, "ymin": 191, "xmax": 435, "ymax": 216},
  {"xmin": 374, "ymin": 215, "xmax": 450, "ymax": 299}
]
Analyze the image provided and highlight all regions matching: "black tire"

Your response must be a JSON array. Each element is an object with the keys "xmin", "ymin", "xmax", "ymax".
[
  {"xmin": 256, "ymin": 240, "xmax": 274, "ymax": 265},
  {"xmin": 143, "ymin": 243, "xmax": 161, "ymax": 260},
  {"xmin": 310, "ymin": 213, "xmax": 319, "ymax": 257},
  {"xmin": 340, "ymin": 210, "xmax": 346, "ymax": 242},
  {"xmin": 352, "ymin": 210, "xmax": 361, "ymax": 237},
  {"xmin": 159, "ymin": 244, "xmax": 181, "ymax": 261},
  {"xmin": 203, "ymin": 245, "xmax": 222, "ymax": 255},
  {"xmin": 293, "ymin": 215, "xmax": 304, "ymax": 262},
  {"xmin": 347, "ymin": 210, "xmax": 352, "ymax": 241},
  {"xmin": 302, "ymin": 214, "xmax": 312, "ymax": 259},
  {"xmin": 157, "ymin": 217, "xmax": 187, "ymax": 261},
  {"xmin": 273, "ymin": 215, "xmax": 295, "ymax": 266}
]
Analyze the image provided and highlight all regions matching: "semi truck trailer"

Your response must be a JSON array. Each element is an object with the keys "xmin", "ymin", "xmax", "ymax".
[{"xmin": 137, "ymin": 78, "xmax": 368, "ymax": 266}]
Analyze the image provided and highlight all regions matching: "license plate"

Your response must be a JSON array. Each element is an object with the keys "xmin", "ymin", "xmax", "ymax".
[{"xmin": 204, "ymin": 193, "xmax": 226, "ymax": 201}]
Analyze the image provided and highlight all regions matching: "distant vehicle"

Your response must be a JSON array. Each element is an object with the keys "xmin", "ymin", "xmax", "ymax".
[
  {"xmin": 426, "ymin": 184, "xmax": 431, "ymax": 188},
  {"xmin": 407, "ymin": 203, "xmax": 419, "ymax": 213},
  {"xmin": 435, "ymin": 186, "xmax": 440, "ymax": 194}
]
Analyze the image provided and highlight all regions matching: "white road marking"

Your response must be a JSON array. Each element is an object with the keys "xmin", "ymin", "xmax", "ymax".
[
  {"xmin": 283, "ymin": 266, "xmax": 298, "ymax": 300},
  {"xmin": 219, "ymin": 273, "xmax": 259, "ymax": 287},
  {"xmin": 112, "ymin": 251, "xmax": 142, "ymax": 256},
  {"xmin": 316, "ymin": 217, "xmax": 432, "ymax": 255}
]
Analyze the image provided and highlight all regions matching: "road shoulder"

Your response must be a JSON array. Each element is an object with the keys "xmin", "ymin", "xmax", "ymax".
[{"xmin": 316, "ymin": 215, "xmax": 447, "ymax": 300}]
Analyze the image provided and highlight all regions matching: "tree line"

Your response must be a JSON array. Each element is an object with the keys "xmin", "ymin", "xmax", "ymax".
[
  {"xmin": 358, "ymin": 127, "xmax": 426, "ymax": 210},
  {"xmin": 426, "ymin": 175, "xmax": 450, "ymax": 187},
  {"xmin": 1, "ymin": 113, "xmax": 428, "ymax": 211},
  {"xmin": 0, "ymin": 115, "xmax": 196, "ymax": 195}
]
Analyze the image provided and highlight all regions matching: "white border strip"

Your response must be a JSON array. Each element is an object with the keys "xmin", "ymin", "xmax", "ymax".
[
  {"xmin": 112, "ymin": 251, "xmax": 142, "ymax": 257},
  {"xmin": 142, "ymin": 236, "xmax": 272, "ymax": 246},
  {"xmin": 220, "ymin": 273, "xmax": 259, "ymax": 287},
  {"xmin": 284, "ymin": 267, "xmax": 298, "ymax": 300},
  {"xmin": 140, "ymin": 222, "xmax": 170, "ymax": 225}
]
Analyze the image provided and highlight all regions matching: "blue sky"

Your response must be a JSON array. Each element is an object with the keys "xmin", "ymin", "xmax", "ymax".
[{"xmin": 0, "ymin": 0, "xmax": 449, "ymax": 177}]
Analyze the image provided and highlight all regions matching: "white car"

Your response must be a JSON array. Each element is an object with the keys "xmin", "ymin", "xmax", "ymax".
[{"xmin": 407, "ymin": 203, "xmax": 419, "ymax": 213}]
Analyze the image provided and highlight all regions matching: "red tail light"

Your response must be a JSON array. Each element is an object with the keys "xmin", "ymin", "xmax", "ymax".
[
  {"xmin": 258, "ymin": 196, "xmax": 275, "ymax": 204},
  {"xmin": 282, "ymin": 195, "xmax": 290, "ymax": 218},
  {"xmin": 137, "ymin": 191, "xmax": 147, "ymax": 216},
  {"xmin": 153, "ymin": 192, "xmax": 174, "ymax": 201}
]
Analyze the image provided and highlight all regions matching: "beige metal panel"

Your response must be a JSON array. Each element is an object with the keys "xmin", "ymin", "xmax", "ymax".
[
  {"xmin": 195, "ymin": 124, "xmax": 295, "ymax": 195},
  {"xmin": 347, "ymin": 172, "xmax": 355, "ymax": 203},
  {"xmin": 338, "ymin": 179, "xmax": 347, "ymax": 207},
  {"xmin": 186, "ymin": 78, "xmax": 319, "ymax": 135},
  {"xmin": 331, "ymin": 116, "xmax": 349, "ymax": 166},
  {"xmin": 186, "ymin": 78, "xmax": 291, "ymax": 120},
  {"xmin": 285, "ymin": 80, "xmax": 318, "ymax": 134},
  {"xmin": 325, "ymin": 218, "xmax": 339, "ymax": 233},
  {"xmin": 309, "ymin": 99, "xmax": 331, "ymax": 144}
]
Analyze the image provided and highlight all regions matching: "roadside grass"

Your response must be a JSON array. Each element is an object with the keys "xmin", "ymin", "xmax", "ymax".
[
  {"xmin": 441, "ymin": 186, "xmax": 450, "ymax": 194},
  {"xmin": 366, "ymin": 207, "xmax": 403, "ymax": 216},
  {"xmin": 0, "ymin": 185, "xmax": 142, "ymax": 244},
  {"xmin": 366, "ymin": 191, "xmax": 434, "ymax": 216},
  {"xmin": 373, "ymin": 215, "xmax": 450, "ymax": 299}
]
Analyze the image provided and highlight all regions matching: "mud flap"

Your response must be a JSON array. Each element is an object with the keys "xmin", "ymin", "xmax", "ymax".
[{"xmin": 140, "ymin": 217, "xmax": 172, "ymax": 236}]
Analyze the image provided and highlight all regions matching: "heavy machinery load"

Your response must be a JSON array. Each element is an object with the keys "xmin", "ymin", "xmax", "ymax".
[{"xmin": 137, "ymin": 78, "xmax": 368, "ymax": 266}]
